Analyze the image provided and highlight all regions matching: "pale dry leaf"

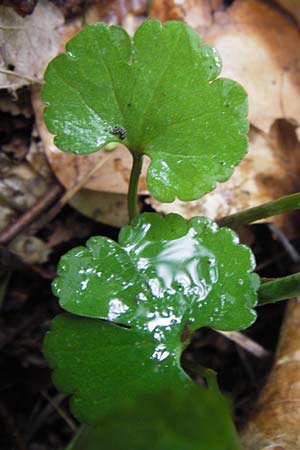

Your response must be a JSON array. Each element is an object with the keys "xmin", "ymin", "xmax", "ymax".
[
  {"xmin": 69, "ymin": 189, "xmax": 130, "ymax": 228},
  {"xmin": 150, "ymin": 0, "xmax": 222, "ymax": 32},
  {"xmin": 242, "ymin": 299, "xmax": 300, "ymax": 450},
  {"xmin": 0, "ymin": 153, "xmax": 50, "ymax": 212},
  {"xmin": 148, "ymin": 122, "xmax": 300, "ymax": 231},
  {"xmin": 0, "ymin": 0, "xmax": 39, "ymax": 17},
  {"xmin": 0, "ymin": 152, "xmax": 53, "ymax": 263},
  {"xmin": 8, "ymin": 234, "xmax": 51, "ymax": 264},
  {"xmin": 46, "ymin": 145, "xmax": 148, "ymax": 195},
  {"xmin": 275, "ymin": 0, "xmax": 300, "ymax": 25},
  {"xmin": 0, "ymin": 200, "xmax": 16, "ymax": 232},
  {"xmin": 0, "ymin": 0, "xmax": 64, "ymax": 90},
  {"xmin": 85, "ymin": 0, "xmax": 148, "ymax": 32},
  {"xmin": 203, "ymin": 0, "xmax": 300, "ymax": 133},
  {"xmin": 26, "ymin": 126, "xmax": 55, "ymax": 182}
]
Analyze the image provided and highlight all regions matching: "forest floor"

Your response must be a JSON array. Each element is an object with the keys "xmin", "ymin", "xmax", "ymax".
[{"xmin": 1, "ymin": 1, "xmax": 300, "ymax": 449}]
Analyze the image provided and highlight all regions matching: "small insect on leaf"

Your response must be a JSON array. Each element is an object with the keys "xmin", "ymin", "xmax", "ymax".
[{"xmin": 112, "ymin": 125, "xmax": 127, "ymax": 140}]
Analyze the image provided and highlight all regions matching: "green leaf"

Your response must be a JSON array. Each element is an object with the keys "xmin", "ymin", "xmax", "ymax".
[
  {"xmin": 66, "ymin": 385, "xmax": 241, "ymax": 450},
  {"xmin": 47, "ymin": 214, "xmax": 258, "ymax": 424},
  {"xmin": 43, "ymin": 20, "xmax": 248, "ymax": 202},
  {"xmin": 44, "ymin": 314, "xmax": 190, "ymax": 424},
  {"xmin": 53, "ymin": 213, "xmax": 259, "ymax": 334}
]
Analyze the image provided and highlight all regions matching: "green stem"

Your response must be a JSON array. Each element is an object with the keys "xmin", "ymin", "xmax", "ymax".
[
  {"xmin": 258, "ymin": 272, "xmax": 300, "ymax": 305},
  {"xmin": 128, "ymin": 152, "xmax": 143, "ymax": 222},
  {"xmin": 218, "ymin": 192, "xmax": 300, "ymax": 228}
]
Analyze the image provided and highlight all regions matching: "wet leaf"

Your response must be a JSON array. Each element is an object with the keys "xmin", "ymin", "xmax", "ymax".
[
  {"xmin": 148, "ymin": 123, "xmax": 300, "ymax": 234},
  {"xmin": 53, "ymin": 213, "xmax": 259, "ymax": 333},
  {"xmin": 47, "ymin": 214, "xmax": 258, "ymax": 421},
  {"xmin": 46, "ymin": 213, "xmax": 257, "ymax": 424},
  {"xmin": 43, "ymin": 20, "xmax": 248, "ymax": 202},
  {"xmin": 66, "ymin": 384, "xmax": 241, "ymax": 450},
  {"xmin": 32, "ymin": 88, "xmax": 148, "ymax": 197},
  {"xmin": 151, "ymin": 1, "xmax": 300, "ymax": 135},
  {"xmin": 45, "ymin": 313, "xmax": 189, "ymax": 423}
]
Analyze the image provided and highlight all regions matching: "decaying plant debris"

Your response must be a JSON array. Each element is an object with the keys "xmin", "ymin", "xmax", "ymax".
[{"xmin": 1, "ymin": 1, "xmax": 300, "ymax": 449}]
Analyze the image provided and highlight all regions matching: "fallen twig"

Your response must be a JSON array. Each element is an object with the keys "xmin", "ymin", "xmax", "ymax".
[
  {"xmin": 0, "ymin": 68, "xmax": 42, "ymax": 85},
  {"xmin": 29, "ymin": 150, "xmax": 114, "ymax": 234},
  {"xmin": 218, "ymin": 330, "xmax": 271, "ymax": 359},
  {"xmin": 0, "ymin": 183, "xmax": 63, "ymax": 246}
]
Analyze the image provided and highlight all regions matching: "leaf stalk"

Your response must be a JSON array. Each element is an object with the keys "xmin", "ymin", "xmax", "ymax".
[
  {"xmin": 128, "ymin": 152, "xmax": 143, "ymax": 222},
  {"xmin": 258, "ymin": 272, "xmax": 300, "ymax": 305},
  {"xmin": 218, "ymin": 192, "xmax": 300, "ymax": 228}
]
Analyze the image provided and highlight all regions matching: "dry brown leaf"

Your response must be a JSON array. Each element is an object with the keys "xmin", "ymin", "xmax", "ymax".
[
  {"xmin": 242, "ymin": 298, "xmax": 300, "ymax": 449},
  {"xmin": 0, "ymin": 148, "xmax": 53, "ymax": 264},
  {"xmin": 147, "ymin": 121, "xmax": 300, "ymax": 231},
  {"xmin": 0, "ymin": 152, "xmax": 49, "ymax": 212},
  {"xmin": 69, "ymin": 189, "xmax": 130, "ymax": 228},
  {"xmin": 46, "ymin": 145, "xmax": 148, "ymax": 195},
  {"xmin": 0, "ymin": 152, "xmax": 53, "ymax": 263},
  {"xmin": 0, "ymin": 0, "xmax": 64, "ymax": 90},
  {"xmin": 204, "ymin": 0, "xmax": 300, "ymax": 134},
  {"xmin": 26, "ymin": 126, "xmax": 54, "ymax": 182},
  {"xmin": 275, "ymin": 0, "xmax": 300, "ymax": 25},
  {"xmin": 150, "ymin": 0, "xmax": 222, "ymax": 30},
  {"xmin": 0, "ymin": 200, "xmax": 16, "ymax": 231},
  {"xmin": 0, "ymin": 0, "xmax": 39, "ymax": 16},
  {"xmin": 8, "ymin": 234, "xmax": 50, "ymax": 264},
  {"xmin": 85, "ymin": 0, "xmax": 148, "ymax": 32}
]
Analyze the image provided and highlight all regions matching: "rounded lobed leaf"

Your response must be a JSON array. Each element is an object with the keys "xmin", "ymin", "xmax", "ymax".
[
  {"xmin": 43, "ymin": 20, "xmax": 249, "ymax": 202},
  {"xmin": 53, "ymin": 213, "xmax": 259, "ymax": 335},
  {"xmin": 47, "ymin": 213, "xmax": 259, "ymax": 424},
  {"xmin": 67, "ymin": 384, "xmax": 241, "ymax": 450},
  {"xmin": 44, "ymin": 314, "xmax": 189, "ymax": 424}
]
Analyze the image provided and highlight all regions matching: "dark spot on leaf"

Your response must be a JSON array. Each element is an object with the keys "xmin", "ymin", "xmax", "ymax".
[{"xmin": 112, "ymin": 126, "xmax": 127, "ymax": 140}]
